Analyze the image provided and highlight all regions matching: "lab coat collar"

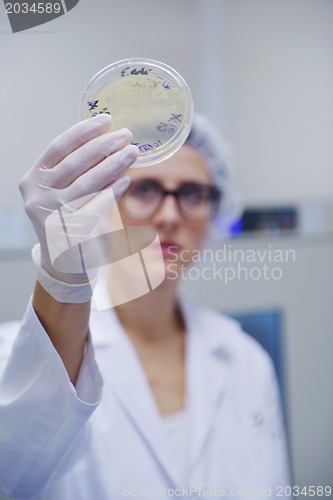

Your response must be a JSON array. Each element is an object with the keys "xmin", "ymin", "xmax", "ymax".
[
  {"xmin": 90, "ymin": 278, "xmax": 238, "ymax": 487},
  {"xmin": 91, "ymin": 276, "xmax": 238, "ymax": 354}
]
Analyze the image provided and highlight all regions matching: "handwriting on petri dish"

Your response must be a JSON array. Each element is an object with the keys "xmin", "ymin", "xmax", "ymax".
[
  {"xmin": 120, "ymin": 67, "xmax": 153, "ymax": 77},
  {"xmin": 156, "ymin": 113, "xmax": 183, "ymax": 133},
  {"xmin": 132, "ymin": 139, "xmax": 163, "ymax": 153},
  {"xmin": 132, "ymin": 78, "xmax": 171, "ymax": 90},
  {"xmin": 156, "ymin": 77, "xmax": 171, "ymax": 89},
  {"xmin": 88, "ymin": 100, "xmax": 99, "ymax": 111},
  {"xmin": 87, "ymin": 101, "xmax": 111, "ymax": 117},
  {"xmin": 119, "ymin": 68, "xmax": 172, "ymax": 91}
]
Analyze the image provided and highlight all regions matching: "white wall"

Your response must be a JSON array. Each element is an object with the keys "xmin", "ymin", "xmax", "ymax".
[{"xmin": 195, "ymin": 0, "xmax": 333, "ymax": 204}]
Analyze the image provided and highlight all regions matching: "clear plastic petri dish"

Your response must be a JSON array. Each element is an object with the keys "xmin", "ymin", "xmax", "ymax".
[{"xmin": 80, "ymin": 58, "xmax": 193, "ymax": 168}]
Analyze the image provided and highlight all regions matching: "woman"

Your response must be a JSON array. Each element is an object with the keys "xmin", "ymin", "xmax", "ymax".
[{"xmin": 0, "ymin": 114, "xmax": 291, "ymax": 499}]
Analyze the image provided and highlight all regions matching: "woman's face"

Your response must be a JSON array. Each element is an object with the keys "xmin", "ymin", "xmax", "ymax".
[{"xmin": 117, "ymin": 144, "xmax": 213, "ymax": 279}]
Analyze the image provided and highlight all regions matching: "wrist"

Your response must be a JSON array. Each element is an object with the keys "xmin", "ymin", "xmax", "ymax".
[{"xmin": 32, "ymin": 244, "xmax": 99, "ymax": 303}]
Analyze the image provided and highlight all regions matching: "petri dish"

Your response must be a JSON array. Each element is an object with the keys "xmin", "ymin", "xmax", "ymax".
[{"xmin": 80, "ymin": 58, "xmax": 193, "ymax": 168}]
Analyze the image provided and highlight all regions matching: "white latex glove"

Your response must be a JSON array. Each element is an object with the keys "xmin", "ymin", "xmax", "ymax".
[{"xmin": 19, "ymin": 114, "xmax": 138, "ymax": 302}]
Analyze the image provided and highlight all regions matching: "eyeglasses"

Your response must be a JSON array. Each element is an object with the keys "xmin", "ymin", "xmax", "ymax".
[{"xmin": 121, "ymin": 179, "xmax": 222, "ymax": 221}]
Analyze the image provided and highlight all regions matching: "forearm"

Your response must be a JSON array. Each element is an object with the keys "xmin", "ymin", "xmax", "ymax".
[
  {"xmin": 0, "ymin": 301, "xmax": 103, "ymax": 498},
  {"xmin": 32, "ymin": 281, "xmax": 91, "ymax": 385}
]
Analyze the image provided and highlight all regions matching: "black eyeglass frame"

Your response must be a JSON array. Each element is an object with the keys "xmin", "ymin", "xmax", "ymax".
[{"xmin": 121, "ymin": 179, "xmax": 222, "ymax": 221}]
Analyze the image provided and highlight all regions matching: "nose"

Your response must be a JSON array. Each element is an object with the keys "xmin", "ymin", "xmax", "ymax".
[{"xmin": 153, "ymin": 192, "xmax": 182, "ymax": 228}]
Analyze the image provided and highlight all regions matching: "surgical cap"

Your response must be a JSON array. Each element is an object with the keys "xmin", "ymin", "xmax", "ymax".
[{"xmin": 185, "ymin": 113, "xmax": 243, "ymax": 234}]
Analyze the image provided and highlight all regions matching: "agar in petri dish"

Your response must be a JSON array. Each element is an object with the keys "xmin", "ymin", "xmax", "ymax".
[{"xmin": 80, "ymin": 58, "xmax": 193, "ymax": 168}]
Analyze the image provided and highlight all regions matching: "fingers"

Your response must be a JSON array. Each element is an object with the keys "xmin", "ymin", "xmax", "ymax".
[
  {"xmin": 64, "ymin": 144, "xmax": 138, "ymax": 202},
  {"xmin": 47, "ymin": 127, "xmax": 134, "ymax": 189},
  {"xmin": 37, "ymin": 114, "xmax": 112, "ymax": 170},
  {"xmin": 106, "ymin": 175, "xmax": 132, "ymax": 200},
  {"xmin": 52, "ymin": 176, "xmax": 131, "ymax": 252},
  {"xmin": 76, "ymin": 175, "xmax": 131, "ymax": 220},
  {"xmin": 62, "ymin": 175, "xmax": 131, "ymax": 213}
]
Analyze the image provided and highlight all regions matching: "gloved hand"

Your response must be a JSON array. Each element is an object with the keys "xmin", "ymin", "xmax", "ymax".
[{"xmin": 19, "ymin": 114, "xmax": 138, "ymax": 302}]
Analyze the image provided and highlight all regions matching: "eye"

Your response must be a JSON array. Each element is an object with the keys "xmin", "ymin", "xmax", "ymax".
[
  {"xmin": 129, "ymin": 180, "xmax": 160, "ymax": 199},
  {"xmin": 179, "ymin": 183, "xmax": 207, "ymax": 204}
]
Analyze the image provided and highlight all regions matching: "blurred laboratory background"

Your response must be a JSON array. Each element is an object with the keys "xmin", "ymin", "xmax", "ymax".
[{"xmin": 0, "ymin": 0, "xmax": 332, "ymax": 489}]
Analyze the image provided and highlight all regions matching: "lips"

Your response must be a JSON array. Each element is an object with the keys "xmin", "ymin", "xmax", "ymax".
[{"xmin": 159, "ymin": 241, "xmax": 180, "ymax": 257}]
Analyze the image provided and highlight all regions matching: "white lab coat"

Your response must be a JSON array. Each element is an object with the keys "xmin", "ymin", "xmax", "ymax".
[{"xmin": 0, "ymin": 294, "xmax": 291, "ymax": 500}]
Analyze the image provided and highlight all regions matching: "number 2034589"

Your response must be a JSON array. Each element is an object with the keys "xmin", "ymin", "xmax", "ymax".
[
  {"xmin": 5, "ymin": 3, "xmax": 62, "ymax": 14},
  {"xmin": 277, "ymin": 485, "xmax": 331, "ymax": 497}
]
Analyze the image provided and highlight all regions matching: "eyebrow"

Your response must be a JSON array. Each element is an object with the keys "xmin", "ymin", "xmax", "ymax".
[{"xmin": 130, "ymin": 178, "xmax": 213, "ymax": 186}]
